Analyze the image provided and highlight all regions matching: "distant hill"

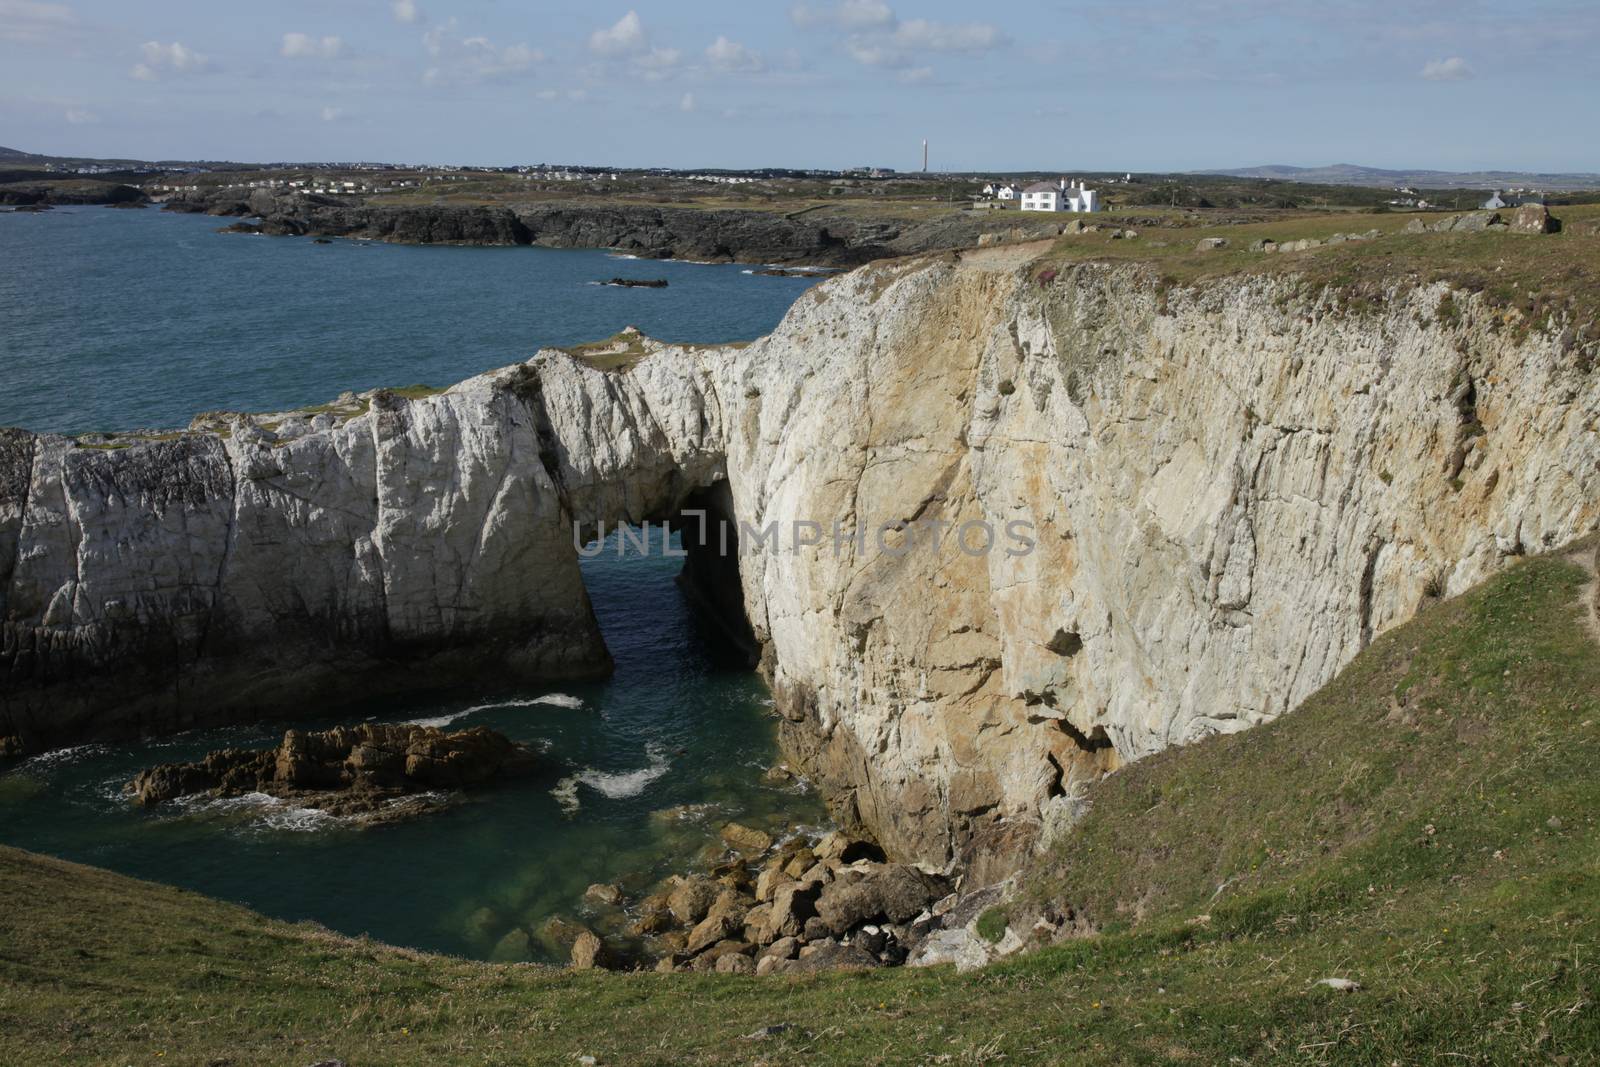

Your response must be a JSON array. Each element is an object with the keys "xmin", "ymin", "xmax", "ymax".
[
  {"xmin": 0, "ymin": 145, "xmax": 260, "ymax": 174},
  {"xmin": 1197, "ymin": 162, "xmax": 1600, "ymax": 191}
]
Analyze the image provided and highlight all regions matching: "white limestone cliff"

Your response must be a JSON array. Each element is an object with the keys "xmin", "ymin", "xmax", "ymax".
[{"xmin": 3, "ymin": 243, "xmax": 1597, "ymax": 869}]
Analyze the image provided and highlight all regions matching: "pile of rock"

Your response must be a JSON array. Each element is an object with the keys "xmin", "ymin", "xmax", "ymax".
[
  {"xmin": 1260, "ymin": 229, "xmax": 1383, "ymax": 254},
  {"xmin": 1404, "ymin": 206, "xmax": 1561, "ymax": 236},
  {"xmin": 557, "ymin": 823, "xmax": 1096, "ymax": 976},
  {"xmin": 126, "ymin": 723, "xmax": 540, "ymax": 825},
  {"xmin": 565, "ymin": 826, "xmax": 968, "ymax": 975}
]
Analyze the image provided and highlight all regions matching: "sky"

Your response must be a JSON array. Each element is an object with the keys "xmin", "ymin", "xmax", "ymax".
[{"xmin": 2, "ymin": 0, "xmax": 1597, "ymax": 173}]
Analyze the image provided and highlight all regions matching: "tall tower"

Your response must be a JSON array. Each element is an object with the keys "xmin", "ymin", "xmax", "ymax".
[{"xmin": 922, "ymin": 139, "xmax": 928, "ymax": 173}]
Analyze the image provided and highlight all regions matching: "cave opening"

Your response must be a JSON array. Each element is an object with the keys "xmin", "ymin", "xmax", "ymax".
[{"xmin": 573, "ymin": 478, "xmax": 759, "ymax": 678}]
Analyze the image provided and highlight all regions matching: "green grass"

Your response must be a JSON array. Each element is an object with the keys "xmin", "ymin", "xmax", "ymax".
[
  {"xmin": 2, "ymin": 549, "xmax": 1597, "ymax": 1065},
  {"xmin": 1031, "ymin": 203, "xmax": 1600, "ymax": 339}
]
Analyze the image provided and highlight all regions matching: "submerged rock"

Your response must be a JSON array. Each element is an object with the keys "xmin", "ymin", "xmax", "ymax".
[{"xmin": 126, "ymin": 723, "xmax": 539, "ymax": 825}]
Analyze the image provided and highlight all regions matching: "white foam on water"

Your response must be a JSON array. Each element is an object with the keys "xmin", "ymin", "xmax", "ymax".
[
  {"xmin": 577, "ymin": 743, "xmax": 671, "ymax": 799},
  {"xmin": 407, "ymin": 693, "xmax": 585, "ymax": 729},
  {"xmin": 551, "ymin": 775, "xmax": 581, "ymax": 816},
  {"xmin": 552, "ymin": 743, "xmax": 673, "ymax": 814},
  {"xmin": 19, "ymin": 744, "xmax": 112, "ymax": 772},
  {"xmin": 167, "ymin": 790, "xmax": 336, "ymax": 833}
]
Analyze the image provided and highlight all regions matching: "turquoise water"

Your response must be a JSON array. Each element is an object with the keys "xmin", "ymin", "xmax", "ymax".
[
  {"xmin": 0, "ymin": 205, "xmax": 827, "ymax": 962},
  {"xmin": 0, "ymin": 205, "xmax": 821, "ymax": 434}
]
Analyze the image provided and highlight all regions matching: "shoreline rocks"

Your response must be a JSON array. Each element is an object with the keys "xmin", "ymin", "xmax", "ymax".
[
  {"xmin": 126, "ymin": 723, "xmax": 541, "ymax": 826},
  {"xmin": 567, "ymin": 827, "xmax": 965, "ymax": 976}
]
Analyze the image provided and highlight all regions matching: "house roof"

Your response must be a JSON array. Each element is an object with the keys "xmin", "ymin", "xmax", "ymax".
[{"xmin": 1022, "ymin": 181, "xmax": 1059, "ymax": 193}]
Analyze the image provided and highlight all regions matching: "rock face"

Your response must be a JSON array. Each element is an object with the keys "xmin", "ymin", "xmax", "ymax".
[
  {"xmin": 5, "ymin": 244, "xmax": 1600, "ymax": 869},
  {"xmin": 126, "ymin": 723, "xmax": 537, "ymax": 823}
]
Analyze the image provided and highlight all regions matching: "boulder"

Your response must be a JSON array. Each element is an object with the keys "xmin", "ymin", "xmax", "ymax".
[
  {"xmin": 743, "ymin": 903, "xmax": 774, "ymax": 943},
  {"xmin": 688, "ymin": 940, "xmax": 754, "ymax": 972},
  {"xmin": 536, "ymin": 916, "xmax": 587, "ymax": 957},
  {"xmin": 628, "ymin": 893, "xmax": 675, "ymax": 936},
  {"xmin": 1452, "ymin": 211, "xmax": 1501, "ymax": 233},
  {"xmin": 584, "ymin": 883, "xmax": 623, "ymax": 907},
  {"xmin": 814, "ymin": 865, "xmax": 948, "ymax": 937},
  {"xmin": 760, "ymin": 936, "xmax": 801, "ymax": 962},
  {"xmin": 755, "ymin": 864, "xmax": 794, "ymax": 903},
  {"xmin": 1195, "ymin": 237, "xmax": 1229, "ymax": 251},
  {"xmin": 490, "ymin": 928, "xmax": 532, "ymax": 963},
  {"xmin": 1511, "ymin": 203, "xmax": 1561, "ymax": 234},
  {"xmin": 667, "ymin": 876, "xmax": 719, "ymax": 926},
  {"xmin": 687, "ymin": 913, "xmax": 741, "ymax": 955},
  {"xmin": 570, "ymin": 930, "xmax": 610, "ymax": 970},
  {"xmin": 765, "ymin": 881, "xmax": 820, "ymax": 941},
  {"xmin": 720, "ymin": 822, "xmax": 774, "ymax": 854},
  {"xmin": 775, "ymin": 939, "xmax": 882, "ymax": 974},
  {"xmin": 716, "ymin": 952, "xmax": 756, "ymax": 975},
  {"xmin": 782, "ymin": 849, "xmax": 817, "ymax": 879}
]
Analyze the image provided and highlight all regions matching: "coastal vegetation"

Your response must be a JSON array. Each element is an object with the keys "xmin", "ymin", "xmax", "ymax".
[{"xmin": 3, "ymin": 547, "xmax": 1596, "ymax": 1065}]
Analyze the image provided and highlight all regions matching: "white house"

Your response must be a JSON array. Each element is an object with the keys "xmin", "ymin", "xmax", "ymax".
[
  {"xmin": 1482, "ymin": 190, "xmax": 1508, "ymax": 210},
  {"xmin": 996, "ymin": 184, "xmax": 1019, "ymax": 201},
  {"xmin": 1020, "ymin": 179, "xmax": 1100, "ymax": 213}
]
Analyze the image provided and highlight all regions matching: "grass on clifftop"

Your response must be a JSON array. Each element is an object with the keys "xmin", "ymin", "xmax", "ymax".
[
  {"xmin": 2, "ymin": 550, "xmax": 1598, "ymax": 1065},
  {"xmin": 1033, "ymin": 203, "xmax": 1600, "ymax": 338}
]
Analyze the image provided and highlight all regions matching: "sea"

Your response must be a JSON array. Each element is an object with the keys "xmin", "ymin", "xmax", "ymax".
[{"xmin": 0, "ymin": 204, "xmax": 828, "ymax": 962}]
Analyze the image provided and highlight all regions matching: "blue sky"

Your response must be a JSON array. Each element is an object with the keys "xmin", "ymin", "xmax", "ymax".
[{"xmin": 2, "ymin": 0, "xmax": 1596, "ymax": 172}]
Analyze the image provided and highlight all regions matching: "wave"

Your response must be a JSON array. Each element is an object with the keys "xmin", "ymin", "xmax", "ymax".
[
  {"xmin": 170, "ymin": 791, "xmax": 335, "ymax": 833},
  {"xmin": 579, "ymin": 744, "xmax": 671, "ymax": 799},
  {"xmin": 550, "ymin": 743, "xmax": 672, "ymax": 816},
  {"xmin": 19, "ymin": 744, "xmax": 112, "ymax": 772},
  {"xmin": 406, "ymin": 693, "xmax": 584, "ymax": 730}
]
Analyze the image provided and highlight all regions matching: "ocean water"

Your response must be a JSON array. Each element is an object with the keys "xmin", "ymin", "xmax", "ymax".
[
  {"xmin": 0, "ymin": 205, "xmax": 828, "ymax": 962},
  {"xmin": 0, "ymin": 205, "xmax": 822, "ymax": 434}
]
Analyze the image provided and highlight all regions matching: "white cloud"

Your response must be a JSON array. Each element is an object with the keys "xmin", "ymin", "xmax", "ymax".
[
  {"xmin": 392, "ymin": 0, "xmax": 421, "ymax": 24},
  {"xmin": 282, "ymin": 32, "xmax": 343, "ymax": 60},
  {"xmin": 64, "ymin": 107, "xmax": 97, "ymax": 124},
  {"xmin": 706, "ymin": 35, "xmax": 764, "ymax": 72},
  {"xmin": 891, "ymin": 19, "xmax": 1003, "ymax": 52},
  {"xmin": 791, "ymin": 1, "xmax": 896, "ymax": 30},
  {"xmin": 421, "ymin": 20, "xmax": 543, "ymax": 85},
  {"xmin": 321, "ymin": 105, "xmax": 344, "ymax": 122},
  {"xmin": 679, "ymin": 91, "xmax": 695, "ymax": 112},
  {"xmin": 795, "ymin": 2, "xmax": 1003, "ymax": 74},
  {"xmin": 589, "ymin": 10, "xmax": 647, "ymax": 56},
  {"xmin": 131, "ymin": 40, "xmax": 211, "ymax": 81},
  {"xmin": 1420, "ymin": 56, "xmax": 1473, "ymax": 80},
  {"xmin": 584, "ymin": 12, "xmax": 681, "ymax": 79}
]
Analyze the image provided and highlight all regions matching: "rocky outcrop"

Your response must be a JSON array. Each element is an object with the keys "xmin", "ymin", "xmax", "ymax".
[
  {"xmin": 127, "ymin": 723, "xmax": 538, "ymax": 824},
  {"xmin": 0, "ymin": 180, "xmax": 146, "ymax": 206},
  {"xmin": 165, "ymin": 190, "xmax": 1064, "ymax": 265},
  {"xmin": 5, "ymin": 245, "xmax": 1599, "ymax": 872}
]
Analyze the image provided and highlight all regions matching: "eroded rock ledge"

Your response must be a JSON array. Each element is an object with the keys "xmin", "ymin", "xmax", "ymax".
[
  {"xmin": 5, "ymin": 246, "xmax": 1599, "ymax": 873},
  {"xmin": 127, "ymin": 723, "xmax": 540, "ymax": 825}
]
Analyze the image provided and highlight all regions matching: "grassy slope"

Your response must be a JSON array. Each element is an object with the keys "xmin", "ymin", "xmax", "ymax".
[{"xmin": 2, "ymin": 551, "xmax": 1597, "ymax": 1066}]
